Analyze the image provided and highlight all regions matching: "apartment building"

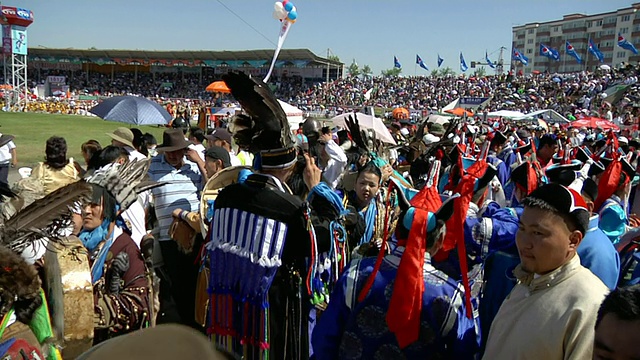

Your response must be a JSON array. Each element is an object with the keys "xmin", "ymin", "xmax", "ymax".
[{"xmin": 512, "ymin": 3, "xmax": 640, "ymax": 73}]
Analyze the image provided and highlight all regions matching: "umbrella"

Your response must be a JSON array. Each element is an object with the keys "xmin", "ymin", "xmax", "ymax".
[
  {"xmin": 392, "ymin": 107, "xmax": 410, "ymax": 120},
  {"xmin": 444, "ymin": 107, "xmax": 474, "ymax": 117},
  {"xmin": 487, "ymin": 110, "xmax": 526, "ymax": 118},
  {"xmin": 206, "ymin": 81, "xmax": 231, "ymax": 93},
  {"xmin": 89, "ymin": 96, "xmax": 172, "ymax": 126},
  {"xmin": 331, "ymin": 112, "xmax": 397, "ymax": 145},
  {"xmin": 600, "ymin": 64, "xmax": 611, "ymax": 71},
  {"xmin": 571, "ymin": 117, "xmax": 619, "ymax": 131},
  {"xmin": 426, "ymin": 114, "xmax": 451, "ymax": 125}
]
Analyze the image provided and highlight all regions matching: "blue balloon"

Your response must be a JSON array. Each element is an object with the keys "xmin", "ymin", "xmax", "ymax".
[
  {"xmin": 288, "ymin": 9, "xmax": 297, "ymax": 20},
  {"xmin": 284, "ymin": 2, "xmax": 294, "ymax": 11}
]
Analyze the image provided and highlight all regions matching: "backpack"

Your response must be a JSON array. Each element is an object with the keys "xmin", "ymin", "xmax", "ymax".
[{"xmin": 618, "ymin": 237, "xmax": 640, "ymax": 287}]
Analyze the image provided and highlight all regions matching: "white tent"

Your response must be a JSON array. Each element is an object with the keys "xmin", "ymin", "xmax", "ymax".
[
  {"xmin": 487, "ymin": 110, "xmax": 526, "ymax": 119},
  {"xmin": 514, "ymin": 109, "xmax": 570, "ymax": 123},
  {"xmin": 277, "ymin": 100, "xmax": 304, "ymax": 128},
  {"xmin": 331, "ymin": 112, "xmax": 396, "ymax": 145}
]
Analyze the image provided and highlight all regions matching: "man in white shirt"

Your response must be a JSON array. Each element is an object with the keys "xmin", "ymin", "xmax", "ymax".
[
  {"xmin": 187, "ymin": 127, "xmax": 206, "ymax": 162},
  {"xmin": 106, "ymin": 127, "xmax": 146, "ymax": 162},
  {"xmin": 0, "ymin": 133, "xmax": 17, "ymax": 185},
  {"xmin": 318, "ymin": 129, "xmax": 347, "ymax": 189}
]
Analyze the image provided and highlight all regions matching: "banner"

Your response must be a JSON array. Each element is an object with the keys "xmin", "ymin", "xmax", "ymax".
[
  {"xmin": 459, "ymin": 97, "xmax": 490, "ymax": 106},
  {"xmin": 11, "ymin": 25, "xmax": 26, "ymax": 55},
  {"xmin": 46, "ymin": 76, "xmax": 66, "ymax": 84},
  {"xmin": 2, "ymin": 26, "xmax": 11, "ymax": 54}
]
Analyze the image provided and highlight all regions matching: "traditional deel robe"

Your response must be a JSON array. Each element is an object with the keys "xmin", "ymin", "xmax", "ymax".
[
  {"xmin": 311, "ymin": 247, "xmax": 479, "ymax": 360},
  {"xmin": 487, "ymin": 151, "xmax": 510, "ymax": 187},
  {"xmin": 577, "ymin": 215, "xmax": 620, "ymax": 290},
  {"xmin": 207, "ymin": 173, "xmax": 330, "ymax": 360},
  {"xmin": 483, "ymin": 256, "xmax": 609, "ymax": 360},
  {"xmin": 598, "ymin": 194, "xmax": 628, "ymax": 244},
  {"xmin": 89, "ymin": 228, "xmax": 151, "ymax": 344}
]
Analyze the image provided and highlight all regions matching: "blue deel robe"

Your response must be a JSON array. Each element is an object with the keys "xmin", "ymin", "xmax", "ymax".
[
  {"xmin": 598, "ymin": 195, "xmax": 628, "ymax": 244},
  {"xmin": 577, "ymin": 215, "xmax": 621, "ymax": 290},
  {"xmin": 312, "ymin": 247, "xmax": 480, "ymax": 360},
  {"xmin": 487, "ymin": 153, "xmax": 510, "ymax": 187}
]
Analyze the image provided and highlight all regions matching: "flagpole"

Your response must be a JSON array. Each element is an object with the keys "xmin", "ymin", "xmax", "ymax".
[{"xmin": 585, "ymin": 33, "xmax": 590, "ymax": 72}]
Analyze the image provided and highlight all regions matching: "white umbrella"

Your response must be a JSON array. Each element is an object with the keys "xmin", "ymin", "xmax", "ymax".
[
  {"xmin": 331, "ymin": 112, "xmax": 397, "ymax": 145},
  {"xmin": 600, "ymin": 64, "xmax": 611, "ymax": 71}
]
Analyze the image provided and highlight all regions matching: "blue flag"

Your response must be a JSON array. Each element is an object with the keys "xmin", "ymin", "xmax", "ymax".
[
  {"xmin": 416, "ymin": 54, "xmax": 428, "ymax": 70},
  {"xmin": 540, "ymin": 43, "xmax": 559, "ymax": 61},
  {"xmin": 485, "ymin": 51, "xmax": 495, "ymax": 69},
  {"xmin": 394, "ymin": 56, "xmax": 402, "ymax": 68},
  {"xmin": 512, "ymin": 48, "xmax": 528, "ymax": 65},
  {"xmin": 618, "ymin": 33, "xmax": 638, "ymax": 54},
  {"xmin": 460, "ymin": 52, "xmax": 468, "ymax": 72},
  {"xmin": 437, "ymin": 54, "xmax": 444, "ymax": 67},
  {"xmin": 565, "ymin": 40, "xmax": 582, "ymax": 64},
  {"xmin": 589, "ymin": 39, "xmax": 605, "ymax": 63}
]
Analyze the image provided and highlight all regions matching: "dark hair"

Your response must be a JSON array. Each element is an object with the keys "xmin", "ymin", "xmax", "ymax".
[
  {"xmin": 357, "ymin": 161, "xmax": 382, "ymax": 183},
  {"xmin": 521, "ymin": 197, "xmax": 579, "ymax": 232},
  {"xmin": 142, "ymin": 133, "xmax": 157, "ymax": 146},
  {"xmin": 81, "ymin": 140, "xmax": 102, "ymax": 161},
  {"xmin": 45, "ymin": 136, "xmax": 68, "ymax": 170},
  {"xmin": 130, "ymin": 128, "xmax": 145, "ymax": 153},
  {"xmin": 87, "ymin": 145, "xmax": 128, "ymax": 171},
  {"xmin": 538, "ymin": 134, "xmax": 557, "ymax": 149},
  {"xmin": 596, "ymin": 285, "xmax": 640, "ymax": 328},
  {"xmin": 190, "ymin": 127, "xmax": 205, "ymax": 143}
]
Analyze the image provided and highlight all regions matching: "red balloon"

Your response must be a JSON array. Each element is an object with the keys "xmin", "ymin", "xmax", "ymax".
[{"xmin": 282, "ymin": 0, "xmax": 289, "ymax": 6}]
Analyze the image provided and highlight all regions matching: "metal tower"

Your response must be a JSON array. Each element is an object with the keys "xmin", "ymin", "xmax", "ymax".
[{"xmin": 0, "ymin": 6, "xmax": 33, "ymax": 111}]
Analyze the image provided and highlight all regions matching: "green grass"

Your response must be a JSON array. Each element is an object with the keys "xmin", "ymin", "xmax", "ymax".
[{"xmin": 0, "ymin": 112, "xmax": 169, "ymax": 166}]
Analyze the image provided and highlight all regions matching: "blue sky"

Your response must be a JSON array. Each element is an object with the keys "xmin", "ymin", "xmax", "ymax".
[{"xmin": 12, "ymin": 0, "xmax": 636, "ymax": 74}]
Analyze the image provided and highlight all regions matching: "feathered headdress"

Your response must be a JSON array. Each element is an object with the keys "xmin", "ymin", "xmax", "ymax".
[{"xmin": 223, "ymin": 71, "xmax": 296, "ymax": 169}]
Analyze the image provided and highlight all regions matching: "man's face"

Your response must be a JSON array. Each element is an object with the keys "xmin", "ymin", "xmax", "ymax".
[
  {"xmin": 164, "ymin": 149, "xmax": 186, "ymax": 168},
  {"xmin": 594, "ymin": 314, "xmax": 640, "ymax": 360},
  {"xmin": 205, "ymin": 158, "xmax": 222, "ymax": 178},
  {"xmin": 516, "ymin": 206, "xmax": 581, "ymax": 275},
  {"xmin": 540, "ymin": 143, "xmax": 558, "ymax": 159}
]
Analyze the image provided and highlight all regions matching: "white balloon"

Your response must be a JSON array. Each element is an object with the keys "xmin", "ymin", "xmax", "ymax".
[
  {"xmin": 273, "ymin": 2, "xmax": 287, "ymax": 19},
  {"xmin": 274, "ymin": 1, "xmax": 284, "ymax": 11}
]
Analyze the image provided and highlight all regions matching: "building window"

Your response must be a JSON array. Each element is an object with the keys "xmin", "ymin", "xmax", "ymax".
[
  {"xmin": 597, "ymin": 20, "xmax": 603, "ymax": 26},
  {"xmin": 553, "ymin": 26, "xmax": 559, "ymax": 32},
  {"xmin": 621, "ymin": 27, "xmax": 629, "ymax": 34},
  {"xmin": 587, "ymin": 21, "xmax": 592, "ymax": 28},
  {"xmin": 527, "ymin": 49, "xmax": 533, "ymax": 54},
  {"xmin": 604, "ymin": 16, "xmax": 617, "ymax": 24},
  {"xmin": 622, "ymin": 14, "xmax": 631, "ymax": 22},
  {"xmin": 528, "ymin": 29, "xmax": 534, "ymax": 34},
  {"xmin": 527, "ymin": 39, "xmax": 533, "ymax": 44},
  {"xmin": 617, "ymin": 51, "xmax": 626, "ymax": 58}
]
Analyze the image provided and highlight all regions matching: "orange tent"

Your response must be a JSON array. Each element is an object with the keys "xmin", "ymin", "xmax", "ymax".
[
  {"xmin": 205, "ymin": 81, "xmax": 231, "ymax": 93},
  {"xmin": 444, "ymin": 107, "xmax": 474, "ymax": 117},
  {"xmin": 392, "ymin": 107, "xmax": 410, "ymax": 120}
]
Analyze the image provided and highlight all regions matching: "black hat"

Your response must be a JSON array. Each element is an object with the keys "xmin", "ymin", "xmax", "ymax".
[
  {"xmin": 476, "ymin": 163, "xmax": 498, "ymax": 192},
  {"xmin": 594, "ymin": 138, "xmax": 607, "ymax": 151},
  {"xmin": 582, "ymin": 178, "xmax": 598, "ymax": 202},
  {"xmin": 545, "ymin": 160, "xmax": 582, "ymax": 183},
  {"xmin": 490, "ymin": 131, "xmax": 507, "ymax": 145},
  {"xmin": 523, "ymin": 183, "xmax": 590, "ymax": 235},
  {"xmin": 204, "ymin": 146, "xmax": 231, "ymax": 168},
  {"xmin": 621, "ymin": 157, "xmax": 636, "ymax": 179},
  {"xmin": 156, "ymin": 129, "xmax": 193, "ymax": 153},
  {"xmin": 510, "ymin": 162, "xmax": 540, "ymax": 195},
  {"xmin": 515, "ymin": 142, "xmax": 532, "ymax": 156},
  {"xmin": 574, "ymin": 147, "xmax": 605, "ymax": 177}
]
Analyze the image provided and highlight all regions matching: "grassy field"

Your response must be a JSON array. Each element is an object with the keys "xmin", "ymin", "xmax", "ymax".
[{"xmin": 0, "ymin": 112, "xmax": 169, "ymax": 166}]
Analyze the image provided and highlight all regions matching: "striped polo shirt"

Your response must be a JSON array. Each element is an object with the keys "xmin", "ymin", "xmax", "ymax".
[{"xmin": 148, "ymin": 154, "xmax": 203, "ymax": 242}]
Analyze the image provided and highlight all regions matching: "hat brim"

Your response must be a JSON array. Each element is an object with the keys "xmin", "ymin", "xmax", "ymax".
[
  {"xmin": 156, "ymin": 141, "xmax": 193, "ymax": 153},
  {"xmin": 106, "ymin": 133, "xmax": 135, "ymax": 149},
  {"xmin": 0, "ymin": 134, "xmax": 14, "ymax": 148}
]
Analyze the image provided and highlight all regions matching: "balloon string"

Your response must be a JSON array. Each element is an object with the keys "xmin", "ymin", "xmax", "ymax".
[{"xmin": 264, "ymin": 21, "xmax": 292, "ymax": 83}]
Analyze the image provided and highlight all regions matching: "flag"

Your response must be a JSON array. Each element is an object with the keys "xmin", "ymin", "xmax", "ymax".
[
  {"xmin": 437, "ymin": 54, "xmax": 444, "ymax": 67},
  {"xmin": 416, "ymin": 54, "xmax": 429, "ymax": 71},
  {"xmin": 618, "ymin": 33, "xmax": 638, "ymax": 54},
  {"xmin": 540, "ymin": 43, "xmax": 559, "ymax": 61},
  {"xmin": 460, "ymin": 52, "xmax": 468, "ymax": 72},
  {"xmin": 485, "ymin": 51, "xmax": 495, "ymax": 69},
  {"xmin": 394, "ymin": 56, "xmax": 402, "ymax": 68},
  {"xmin": 512, "ymin": 48, "xmax": 529, "ymax": 65},
  {"xmin": 589, "ymin": 39, "xmax": 605, "ymax": 63},
  {"xmin": 565, "ymin": 40, "xmax": 582, "ymax": 64}
]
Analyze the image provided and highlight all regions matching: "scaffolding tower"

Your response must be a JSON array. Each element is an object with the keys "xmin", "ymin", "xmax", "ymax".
[{"xmin": 0, "ymin": 6, "xmax": 34, "ymax": 111}]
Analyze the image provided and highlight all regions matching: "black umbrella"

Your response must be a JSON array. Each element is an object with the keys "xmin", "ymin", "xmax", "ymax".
[{"xmin": 89, "ymin": 96, "xmax": 172, "ymax": 125}]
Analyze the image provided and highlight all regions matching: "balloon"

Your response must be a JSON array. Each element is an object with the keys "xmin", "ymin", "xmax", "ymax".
[
  {"xmin": 282, "ymin": 0, "xmax": 289, "ymax": 6},
  {"xmin": 273, "ymin": 2, "xmax": 287, "ymax": 20},
  {"xmin": 288, "ymin": 9, "xmax": 297, "ymax": 20},
  {"xmin": 284, "ymin": 2, "xmax": 294, "ymax": 11}
]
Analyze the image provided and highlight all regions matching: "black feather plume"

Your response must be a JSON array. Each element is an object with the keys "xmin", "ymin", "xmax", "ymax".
[{"xmin": 222, "ymin": 71, "xmax": 293, "ymax": 153}]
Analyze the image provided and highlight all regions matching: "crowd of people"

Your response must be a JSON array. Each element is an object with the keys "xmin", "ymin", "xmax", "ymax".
[{"xmin": 2, "ymin": 67, "xmax": 640, "ymax": 360}]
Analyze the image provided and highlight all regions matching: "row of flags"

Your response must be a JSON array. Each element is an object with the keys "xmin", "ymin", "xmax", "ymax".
[
  {"xmin": 513, "ymin": 33, "xmax": 638, "ymax": 66},
  {"xmin": 395, "ymin": 33, "xmax": 639, "ymax": 72}
]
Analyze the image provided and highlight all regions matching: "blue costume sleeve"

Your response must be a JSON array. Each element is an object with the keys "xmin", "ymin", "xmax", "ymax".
[
  {"xmin": 464, "ymin": 207, "xmax": 519, "ymax": 261},
  {"xmin": 312, "ymin": 274, "xmax": 351, "ymax": 360},
  {"xmin": 496, "ymin": 161, "xmax": 510, "ymax": 187},
  {"xmin": 451, "ymin": 298, "xmax": 481, "ymax": 359},
  {"xmin": 577, "ymin": 235, "xmax": 620, "ymax": 290},
  {"xmin": 599, "ymin": 205, "xmax": 627, "ymax": 244}
]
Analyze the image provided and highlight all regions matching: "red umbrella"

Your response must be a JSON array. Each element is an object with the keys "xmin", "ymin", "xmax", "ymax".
[
  {"xmin": 205, "ymin": 81, "xmax": 231, "ymax": 93},
  {"xmin": 445, "ymin": 107, "xmax": 474, "ymax": 117},
  {"xmin": 571, "ymin": 116, "xmax": 619, "ymax": 131}
]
